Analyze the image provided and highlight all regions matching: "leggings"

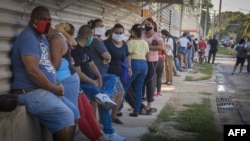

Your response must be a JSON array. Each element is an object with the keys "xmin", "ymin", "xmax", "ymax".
[
  {"xmin": 155, "ymin": 59, "xmax": 164, "ymax": 92},
  {"xmin": 143, "ymin": 61, "xmax": 158, "ymax": 102},
  {"xmin": 78, "ymin": 93, "xmax": 102, "ymax": 141}
]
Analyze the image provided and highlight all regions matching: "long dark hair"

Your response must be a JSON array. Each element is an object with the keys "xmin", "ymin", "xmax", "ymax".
[
  {"xmin": 131, "ymin": 24, "xmax": 143, "ymax": 38},
  {"xmin": 161, "ymin": 29, "xmax": 175, "ymax": 38},
  {"xmin": 87, "ymin": 19, "xmax": 102, "ymax": 29}
]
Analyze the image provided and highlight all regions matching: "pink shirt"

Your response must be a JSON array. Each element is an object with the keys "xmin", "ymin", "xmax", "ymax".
[{"xmin": 142, "ymin": 31, "xmax": 163, "ymax": 62}]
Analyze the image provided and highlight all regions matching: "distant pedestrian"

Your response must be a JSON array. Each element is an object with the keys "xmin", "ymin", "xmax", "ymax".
[
  {"xmin": 232, "ymin": 39, "xmax": 247, "ymax": 75},
  {"xmin": 207, "ymin": 35, "xmax": 218, "ymax": 64},
  {"xmin": 245, "ymin": 38, "xmax": 250, "ymax": 73}
]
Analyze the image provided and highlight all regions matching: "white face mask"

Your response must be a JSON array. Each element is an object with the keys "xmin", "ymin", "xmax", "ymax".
[
  {"xmin": 94, "ymin": 27, "xmax": 106, "ymax": 36},
  {"xmin": 112, "ymin": 33, "xmax": 124, "ymax": 42}
]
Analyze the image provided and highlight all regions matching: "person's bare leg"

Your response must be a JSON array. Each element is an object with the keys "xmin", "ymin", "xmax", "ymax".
[
  {"xmin": 179, "ymin": 54, "xmax": 183, "ymax": 71},
  {"xmin": 239, "ymin": 65, "xmax": 244, "ymax": 73},
  {"xmin": 111, "ymin": 92, "xmax": 123, "ymax": 119},
  {"xmin": 53, "ymin": 126, "xmax": 74, "ymax": 141},
  {"xmin": 232, "ymin": 65, "xmax": 238, "ymax": 74},
  {"xmin": 183, "ymin": 54, "xmax": 188, "ymax": 70}
]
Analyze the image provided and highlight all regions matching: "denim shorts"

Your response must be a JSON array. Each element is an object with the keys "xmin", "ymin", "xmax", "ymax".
[
  {"xmin": 18, "ymin": 89, "xmax": 74, "ymax": 134},
  {"xmin": 178, "ymin": 47, "xmax": 187, "ymax": 54}
]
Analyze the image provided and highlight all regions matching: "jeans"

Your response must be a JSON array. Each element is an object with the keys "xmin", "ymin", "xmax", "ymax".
[
  {"xmin": 174, "ymin": 57, "xmax": 180, "ymax": 71},
  {"xmin": 247, "ymin": 55, "xmax": 250, "ymax": 73},
  {"xmin": 187, "ymin": 48, "xmax": 192, "ymax": 69},
  {"xmin": 61, "ymin": 72, "xmax": 80, "ymax": 119},
  {"xmin": 80, "ymin": 74, "xmax": 117, "ymax": 100},
  {"xmin": 80, "ymin": 74, "xmax": 117, "ymax": 134},
  {"xmin": 123, "ymin": 60, "xmax": 148, "ymax": 113}
]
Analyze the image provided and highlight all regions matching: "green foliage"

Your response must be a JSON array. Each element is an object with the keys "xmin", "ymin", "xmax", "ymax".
[
  {"xmin": 217, "ymin": 45, "xmax": 229, "ymax": 55},
  {"xmin": 209, "ymin": 11, "xmax": 250, "ymax": 39},
  {"xmin": 156, "ymin": 104, "xmax": 174, "ymax": 122}
]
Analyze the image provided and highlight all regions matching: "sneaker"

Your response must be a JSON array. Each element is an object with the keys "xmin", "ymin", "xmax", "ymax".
[
  {"xmin": 95, "ymin": 93, "xmax": 117, "ymax": 110},
  {"xmin": 104, "ymin": 132, "xmax": 126, "ymax": 141}
]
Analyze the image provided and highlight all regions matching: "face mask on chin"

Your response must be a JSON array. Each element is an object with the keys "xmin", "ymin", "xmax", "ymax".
[
  {"xmin": 86, "ymin": 36, "xmax": 94, "ymax": 46},
  {"xmin": 94, "ymin": 27, "xmax": 106, "ymax": 36},
  {"xmin": 144, "ymin": 26, "xmax": 152, "ymax": 32},
  {"xmin": 112, "ymin": 33, "xmax": 124, "ymax": 42},
  {"xmin": 33, "ymin": 20, "xmax": 51, "ymax": 34}
]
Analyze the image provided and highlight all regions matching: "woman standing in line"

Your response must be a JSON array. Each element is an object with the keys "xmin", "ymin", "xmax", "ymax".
[
  {"xmin": 123, "ymin": 24, "xmax": 149, "ymax": 117},
  {"xmin": 103, "ymin": 23, "xmax": 132, "ymax": 117},
  {"xmin": 141, "ymin": 18, "xmax": 164, "ymax": 114},
  {"xmin": 88, "ymin": 19, "xmax": 125, "ymax": 125}
]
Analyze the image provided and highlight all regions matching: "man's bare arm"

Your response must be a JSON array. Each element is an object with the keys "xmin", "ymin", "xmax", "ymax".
[{"xmin": 22, "ymin": 55, "xmax": 64, "ymax": 96}]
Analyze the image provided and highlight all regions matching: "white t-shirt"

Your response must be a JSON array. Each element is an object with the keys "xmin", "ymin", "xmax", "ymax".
[
  {"xmin": 166, "ymin": 37, "xmax": 174, "ymax": 56},
  {"xmin": 245, "ymin": 41, "xmax": 250, "ymax": 55},
  {"xmin": 178, "ymin": 37, "xmax": 189, "ymax": 48}
]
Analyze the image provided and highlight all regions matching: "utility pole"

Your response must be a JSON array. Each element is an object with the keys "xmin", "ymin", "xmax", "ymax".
[
  {"xmin": 218, "ymin": 0, "xmax": 222, "ymax": 39},
  {"xmin": 204, "ymin": 1, "xmax": 208, "ymax": 38}
]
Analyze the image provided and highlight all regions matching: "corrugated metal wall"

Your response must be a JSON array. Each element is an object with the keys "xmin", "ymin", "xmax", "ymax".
[{"xmin": 0, "ymin": 0, "xmax": 182, "ymax": 95}]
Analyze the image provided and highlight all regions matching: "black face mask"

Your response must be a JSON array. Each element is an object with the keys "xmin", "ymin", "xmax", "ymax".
[{"xmin": 144, "ymin": 26, "xmax": 152, "ymax": 31}]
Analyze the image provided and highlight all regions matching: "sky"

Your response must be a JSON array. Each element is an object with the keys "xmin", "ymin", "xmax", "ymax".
[{"xmin": 211, "ymin": 0, "xmax": 250, "ymax": 14}]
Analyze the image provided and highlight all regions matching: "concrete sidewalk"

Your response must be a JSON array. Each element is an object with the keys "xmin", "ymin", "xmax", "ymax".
[{"xmin": 74, "ymin": 73, "xmax": 187, "ymax": 141}]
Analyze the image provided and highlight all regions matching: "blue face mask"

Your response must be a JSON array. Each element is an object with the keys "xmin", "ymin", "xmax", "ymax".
[{"xmin": 86, "ymin": 36, "xmax": 93, "ymax": 46}]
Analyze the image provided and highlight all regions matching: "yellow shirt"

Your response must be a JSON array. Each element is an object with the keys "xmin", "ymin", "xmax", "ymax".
[{"xmin": 127, "ymin": 39, "xmax": 149, "ymax": 60}]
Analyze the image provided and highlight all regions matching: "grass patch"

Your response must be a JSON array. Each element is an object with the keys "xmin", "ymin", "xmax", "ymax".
[
  {"xmin": 199, "ymin": 91, "xmax": 212, "ymax": 96},
  {"xmin": 142, "ymin": 98, "xmax": 223, "ymax": 141},
  {"xmin": 185, "ymin": 63, "xmax": 213, "ymax": 81},
  {"xmin": 217, "ymin": 45, "xmax": 228, "ymax": 55},
  {"xmin": 156, "ymin": 104, "xmax": 174, "ymax": 122},
  {"xmin": 148, "ymin": 105, "xmax": 174, "ymax": 133},
  {"xmin": 173, "ymin": 98, "xmax": 222, "ymax": 141},
  {"xmin": 175, "ymin": 98, "xmax": 216, "ymax": 133}
]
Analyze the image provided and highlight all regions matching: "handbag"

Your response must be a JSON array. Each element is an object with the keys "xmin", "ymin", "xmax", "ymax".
[{"xmin": 120, "ymin": 59, "xmax": 129, "ymax": 83}]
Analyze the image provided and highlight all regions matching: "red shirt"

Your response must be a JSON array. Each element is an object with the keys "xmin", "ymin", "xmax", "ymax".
[{"xmin": 198, "ymin": 40, "xmax": 207, "ymax": 51}]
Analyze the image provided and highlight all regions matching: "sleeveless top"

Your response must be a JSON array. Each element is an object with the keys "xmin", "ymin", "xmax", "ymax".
[{"xmin": 48, "ymin": 32, "xmax": 75, "ymax": 81}]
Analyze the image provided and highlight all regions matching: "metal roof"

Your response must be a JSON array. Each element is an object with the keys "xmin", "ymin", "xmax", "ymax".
[{"xmin": 136, "ymin": 0, "xmax": 184, "ymax": 4}]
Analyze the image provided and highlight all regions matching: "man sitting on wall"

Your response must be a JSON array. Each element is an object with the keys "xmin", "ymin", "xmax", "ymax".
[{"xmin": 11, "ymin": 6, "xmax": 76, "ymax": 141}]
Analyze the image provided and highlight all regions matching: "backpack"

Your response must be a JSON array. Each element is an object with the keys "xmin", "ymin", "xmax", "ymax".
[{"xmin": 236, "ymin": 44, "xmax": 247, "ymax": 58}]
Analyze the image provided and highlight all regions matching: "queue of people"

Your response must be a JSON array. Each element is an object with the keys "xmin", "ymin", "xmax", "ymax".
[{"xmin": 12, "ymin": 5, "xmax": 250, "ymax": 141}]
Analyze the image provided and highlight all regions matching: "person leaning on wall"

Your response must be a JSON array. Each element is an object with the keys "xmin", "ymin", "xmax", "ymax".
[{"xmin": 10, "ymin": 6, "xmax": 75, "ymax": 141}]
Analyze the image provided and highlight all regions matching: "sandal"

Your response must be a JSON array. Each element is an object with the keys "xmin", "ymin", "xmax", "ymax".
[
  {"xmin": 112, "ymin": 118, "xmax": 124, "ymax": 124},
  {"xmin": 139, "ymin": 108, "xmax": 147, "ymax": 115},
  {"xmin": 117, "ymin": 112, "xmax": 123, "ymax": 117}
]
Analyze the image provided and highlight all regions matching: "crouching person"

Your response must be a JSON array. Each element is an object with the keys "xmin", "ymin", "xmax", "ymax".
[{"xmin": 11, "ymin": 6, "xmax": 75, "ymax": 141}]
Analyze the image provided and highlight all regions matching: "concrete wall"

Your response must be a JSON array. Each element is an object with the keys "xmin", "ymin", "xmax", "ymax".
[{"xmin": 0, "ymin": 106, "xmax": 52, "ymax": 141}]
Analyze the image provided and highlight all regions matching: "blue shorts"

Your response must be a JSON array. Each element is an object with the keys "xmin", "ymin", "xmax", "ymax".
[
  {"xmin": 17, "ymin": 89, "xmax": 74, "ymax": 134},
  {"xmin": 178, "ymin": 47, "xmax": 187, "ymax": 54},
  {"xmin": 61, "ymin": 72, "xmax": 80, "ymax": 119}
]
